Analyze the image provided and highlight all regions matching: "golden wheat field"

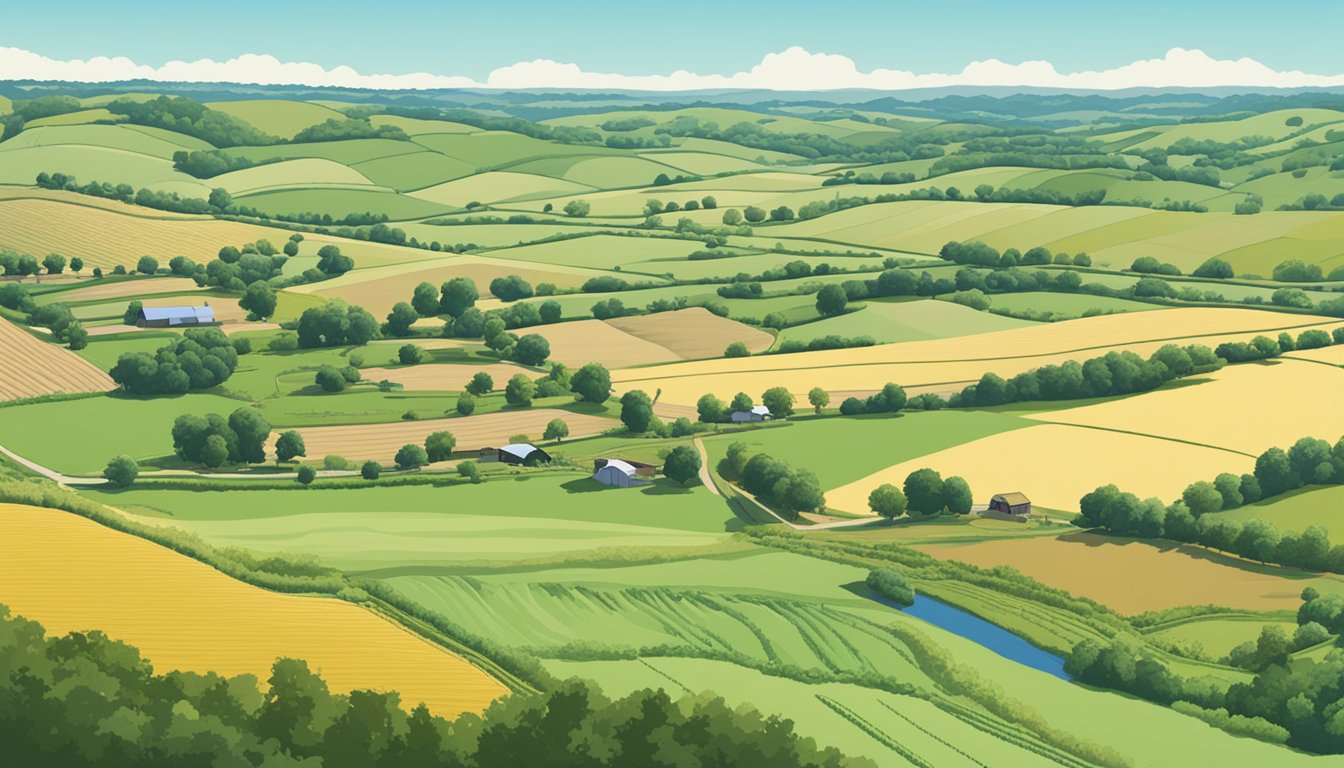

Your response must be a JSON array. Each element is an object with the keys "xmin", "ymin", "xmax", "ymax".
[
  {"xmin": 0, "ymin": 316, "xmax": 114, "ymax": 401},
  {"xmin": 358, "ymin": 362, "xmax": 534, "ymax": 391},
  {"xmin": 607, "ymin": 307, "xmax": 775, "ymax": 359},
  {"xmin": 612, "ymin": 308, "xmax": 1339, "ymax": 406},
  {"xmin": 289, "ymin": 408, "xmax": 617, "ymax": 461},
  {"xmin": 0, "ymin": 197, "xmax": 285, "ymax": 268},
  {"xmin": 1285, "ymin": 344, "xmax": 1344, "ymax": 365},
  {"xmin": 1033, "ymin": 358, "xmax": 1344, "ymax": 455},
  {"xmin": 824, "ymin": 423, "xmax": 1252, "ymax": 513},
  {"xmin": 916, "ymin": 533, "xmax": 1330, "ymax": 613},
  {"xmin": 0, "ymin": 504, "xmax": 507, "ymax": 715}
]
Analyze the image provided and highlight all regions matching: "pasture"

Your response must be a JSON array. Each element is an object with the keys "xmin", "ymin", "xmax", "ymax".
[{"xmin": 0, "ymin": 392, "xmax": 244, "ymax": 474}]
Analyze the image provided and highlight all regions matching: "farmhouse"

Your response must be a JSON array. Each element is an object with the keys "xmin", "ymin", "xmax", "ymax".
[
  {"xmin": 592, "ymin": 458, "xmax": 650, "ymax": 487},
  {"xmin": 989, "ymin": 492, "xmax": 1032, "ymax": 516},
  {"xmin": 730, "ymin": 405, "xmax": 772, "ymax": 423},
  {"xmin": 137, "ymin": 305, "xmax": 215, "ymax": 328},
  {"xmin": 483, "ymin": 443, "xmax": 552, "ymax": 466}
]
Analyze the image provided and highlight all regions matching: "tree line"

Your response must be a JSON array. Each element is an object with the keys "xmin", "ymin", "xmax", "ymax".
[
  {"xmin": 1078, "ymin": 431, "xmax": 1344, "ymax": 575},
  {"xmin": 1066, "ymin": 586, "xmax": 1344, "ymax": 754}
]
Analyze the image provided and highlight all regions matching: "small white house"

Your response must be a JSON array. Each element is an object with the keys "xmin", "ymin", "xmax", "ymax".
[
  {"xmin": 730, "ymin": 405, "xmax": 772, "ymax": 423},
  {"xmin": 593, "ymin": 458, "xmax": 644, "ymax": 487}
]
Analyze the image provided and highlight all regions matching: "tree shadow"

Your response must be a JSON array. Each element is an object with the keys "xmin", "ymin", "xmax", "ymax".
[
  {"xmin": 559, "ymin": 477, "xmax": 608, "ymax": 494},
  {"xmin": 639, "ymin": 479, "xmax": 695, "ymax": 495}
]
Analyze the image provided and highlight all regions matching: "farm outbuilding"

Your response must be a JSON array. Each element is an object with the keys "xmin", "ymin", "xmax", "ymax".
[
  {"xmin": 730, "ymin": 405, "xmax": 772, "ymax": 423},
  {"xmin": 592, "ymin": 459, "xmax": 647, "ymax": 487},
  {"xmin": 137, "ymin": 305, "xmax": 215, "ymax": 328},
  {"xmin": 989, "ymin": 492, "xmax": 1032, "ymax": 516},
  {"xmin": 491, "ymin": 443, "xmax": 552, "ymax": 466},
  {"xmin": 593, "ymin": 458, "xmax": 656, "ymax": 476}
]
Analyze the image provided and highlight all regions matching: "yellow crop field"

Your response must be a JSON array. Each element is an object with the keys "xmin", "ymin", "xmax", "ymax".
[
  {"xmin": 0, "ymin": 316, "xmax": 114, "ymax": 401},
  {"xmin": 359, "ymin": 362, "xmax": 533, "ymax": 391},
  {"xmin": 917, "ymin": 533, "xmax": 1334, "ymax": 613},
  {"xmin": 0, "ymin": 504, "xmax": 507, "ymax": 716},
  {"xmin": 1033, "ymin": 358, "xmax": 1344, "ymax": 455},
  {"xmin": 290, "ymin": 408, "xmax": 617, "ymax": 461},
  {"xmin": 1286, "ymin": 344, "xmax": 1344, "ymax": 365},
  {"xmin": 613, "ymin": 307, "xmax": 1338, "ymax": 406},
  {"xmin": 0, "ymin": 197, "xmax": 286, "ymax": 268},
  {"xmin": 608, "ymin": 308, "xmax": 775, "ymax": 359},
  {"xmin": 291, "ymin": 255, "xmax": 611, "ymax": 317},
  {"xmin": 825, "ymin": 424, "xmax": 1251, "ymax": 513}
]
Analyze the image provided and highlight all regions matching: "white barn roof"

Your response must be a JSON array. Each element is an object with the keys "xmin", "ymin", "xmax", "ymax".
[
  {"xmin": 499, "ymin": 443, "xmax": 540, "ymax": 460},
  {"xmin": 599, "ymin": 459, "xmax": 637, "ymax": 476},
  {"xmin": 750, "ymin": 405, "xmax": 770, "ymax": 416}
]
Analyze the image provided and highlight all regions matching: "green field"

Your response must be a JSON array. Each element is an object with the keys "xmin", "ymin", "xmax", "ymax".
[
  {"xmin": 0, "ymin": 393, "xmax": 245, "ymax": 473},
  {"xmin": 702, "ymin": 411, "xmax": 1031, "ymax": 491},
  {"xmin": 7, "ymin": 88, "xmax": 1344, "ymax": 767},
  {"xmin": 1208, "ymin": 484, "xmax": 1344, "ymax": 538}
]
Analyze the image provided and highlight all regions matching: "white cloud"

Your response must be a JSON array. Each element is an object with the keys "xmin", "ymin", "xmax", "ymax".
[{"xmin": 3, "ymin": 44, "xmax": 1344, "ymax": 91}]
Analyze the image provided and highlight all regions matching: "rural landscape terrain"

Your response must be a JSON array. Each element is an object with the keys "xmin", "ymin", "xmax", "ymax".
[{"xmin": 8, "ymin": 61, "xmax": 1344, "ymax": 767}]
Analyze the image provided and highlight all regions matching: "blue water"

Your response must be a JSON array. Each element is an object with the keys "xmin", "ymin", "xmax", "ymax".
[{"xmin": 887, "ymin": 594, "xmax": 1071, "ymax": 680}]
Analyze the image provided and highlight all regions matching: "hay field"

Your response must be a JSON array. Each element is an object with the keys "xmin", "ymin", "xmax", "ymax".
[
  {"xmin": 289, "ymin": 255, "xmax": 615, "ymax": 317},
  {"xmin": 408, "ymin": 171, "xmax": 594, "ymax": 205},
  {"xmin": 917, "ymin": 533, "xmax": 1333, "ymax": 613},
  {"xmin": 824, "ymin": 424, "xmax": 1251, "ymax": 513},
  {"xmin": 212, "ymin": 158, "xmax": 378, "ymax": 194},
  {"xmin": 613, "ymin": 307, "xmax": 1337, "ymax": 406},
  {"xmin": 607, "ymin": 308, "xmax": 773, "ymax": 359},
  {"xmin": 207, "ymin": 100, "xmax": 350, "ymax": 139},
  {"xmin": 358, "ymin": 362, "xmax": 533, "ymax": 391},
  {"xmin": 0, "ymin": 316, "xmax": 114, "ymax": 401},
  {"xmin": 290, "ymin": 408, "xmax": 616, "ymax": 461},
  {"xmin": 533, "ymin": 319, "xmax": 683, "ymax": 367},
  {"xmin": 0, "ymin": 504, "xmax": 506, "ymax": 716},
  {"xmin": 0, "ymin": 197, "xmax": 286, "ymax": 268},
  {"xmin": 776, "ymin": 299, "xmax": 1035, "ymax": 346},
  {"xmin": 44, "ymin": 277, "xmax": 204, "ymax": 303},
  {"xmin": 483, "ymin": 234, "xmax": 699, "ymax": 272},
  {"xmin": 1033, "ymin": 359, "xmax": 1344, "ymax": 455}
]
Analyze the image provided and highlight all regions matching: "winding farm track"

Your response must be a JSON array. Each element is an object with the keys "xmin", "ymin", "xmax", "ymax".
[
  {"xmin": 0, "ymin": 441, "xmax": 106, "ymax": 485},
  {"xmin": 691, "ymin": 437, "xmax": 720, "ymax": 496}
]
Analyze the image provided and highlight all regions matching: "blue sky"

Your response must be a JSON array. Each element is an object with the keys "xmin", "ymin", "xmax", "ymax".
[{"xmin": 4, "ymin": 0, "xmax": 1338, "ymax": 78}]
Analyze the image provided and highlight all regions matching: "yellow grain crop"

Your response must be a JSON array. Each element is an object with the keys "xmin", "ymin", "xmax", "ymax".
[{"xmin": 0, "ymin": 504, "xmax": 507, "ymax": 716}]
